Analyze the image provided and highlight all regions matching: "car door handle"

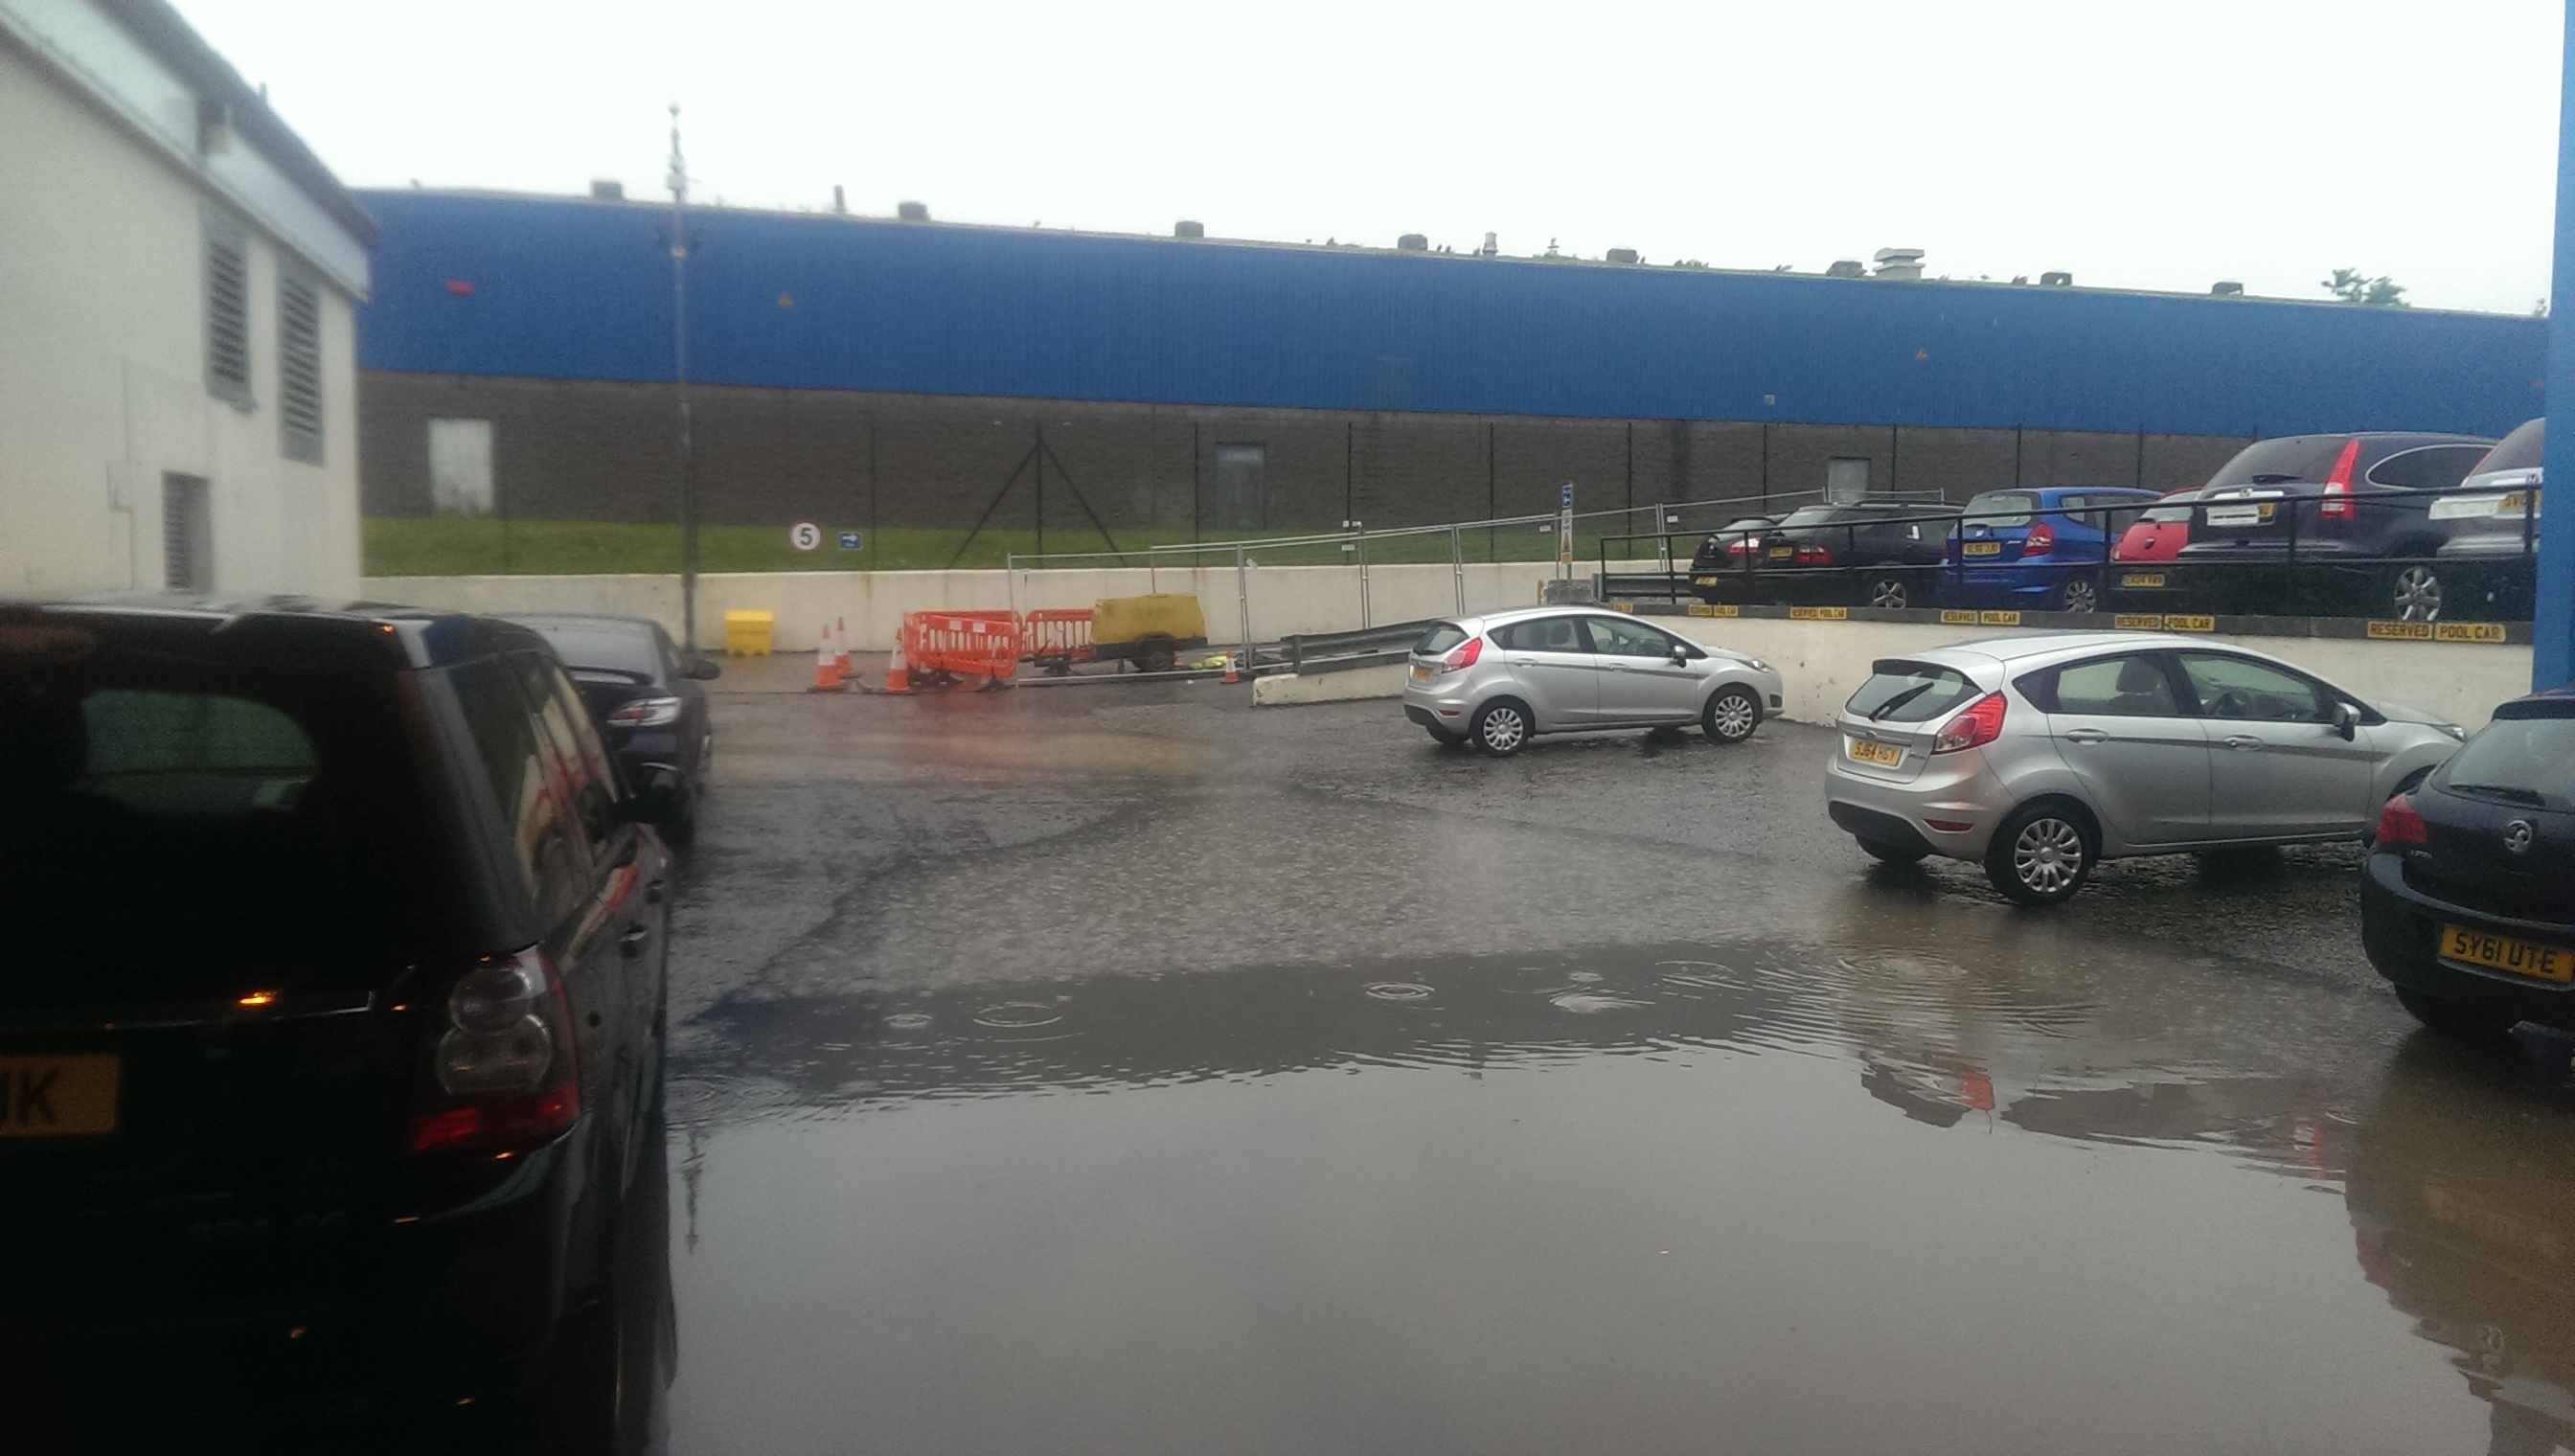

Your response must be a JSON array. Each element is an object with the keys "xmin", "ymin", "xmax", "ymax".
[
  {"xmin": 2223, "ymin": 735, "xmax": 2263, "ymax": 751},
  {"xmin": 1607, "ymin": 662, "xmax": 1630, "ymax": 671},
  {"xmin": 619, "ymin": 924, "xmax": 652, "ymax": 959},
  {"xmin": 1508, "ymin": 657, "xmax": 1538, "ymax": 667},
  {"xmin": 2062, "ymin": 728, "xmax": 2108, "ymax": 744}
]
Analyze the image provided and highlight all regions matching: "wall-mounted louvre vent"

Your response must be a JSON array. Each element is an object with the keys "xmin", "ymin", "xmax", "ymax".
[
  {"xmin": 205, "ymin": 217, "xmax": 252, "ymax": 405},
  {"xmin": 164, "ymin": 473, "xmax": 212, "ymax": 589},
  {"xmin": 278, "ymin": 272, "xmax": 324, "ymax": 462}
]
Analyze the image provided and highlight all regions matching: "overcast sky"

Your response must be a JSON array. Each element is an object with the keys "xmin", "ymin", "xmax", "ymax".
[{"xmin": 178, "ymin": 0, "xmax": 2562, "ymax": 315}]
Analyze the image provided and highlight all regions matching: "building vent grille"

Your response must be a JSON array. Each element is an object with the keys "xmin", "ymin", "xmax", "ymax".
[
  {"xmin": 204, "ymin": 218, "xmax": 251, "ymax": 406},
  {"xmin": 278, "ymin": 272, "xmax": 324, "ymax": 463},
  {"xmin": 164, "ymin": 473, "xmax": 212, "ymax": 590}
]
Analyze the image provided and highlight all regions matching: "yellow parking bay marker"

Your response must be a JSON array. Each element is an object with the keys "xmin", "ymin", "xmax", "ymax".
[
  {"xmin": 2367, "ymin": 620, "xmax": 2434, "ymax": 641},
  {"xmin": 2162, "ymin": 614, "xmax": 2215, "ymax": 632},
  {"xmin": 1789, "ymin": 606, "xmax": 1850, "ymax": 621},
  {"xmin": 2115, "ymin": 613, "xmax": 2163, "ymax": 630},
  {"xmin": 1941, "ymin": 609, "xmax": 1976, "ymax": 625},
  {"xmin": 2434, "ymin": 622, "xmax": 2509, "ymax": 644},
  {"xmin": 1979, "ymin": 610, "xmax": 2022, "ymax": 626},
  {"xmin": 1688, "ymin": 603, "xmax": 1739, "ymax": 618}
]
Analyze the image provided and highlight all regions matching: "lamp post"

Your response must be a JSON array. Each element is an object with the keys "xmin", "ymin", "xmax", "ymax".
[{"xmin": 668, "ymin": 102, "xmax": 700, "ymax": 659}]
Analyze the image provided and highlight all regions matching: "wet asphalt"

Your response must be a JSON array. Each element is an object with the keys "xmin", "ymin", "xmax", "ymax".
[{"xmin": 640, "ymin": 657, "xmax": 2575, "ymax": 1455}]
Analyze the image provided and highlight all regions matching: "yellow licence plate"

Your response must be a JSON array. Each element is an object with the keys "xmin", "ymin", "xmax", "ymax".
[
  {"xmin": 1847, "ymin": 739, "xmax": 1903, "ymax": 766},
  {"xmin": 2122, "ymin": 572, "xmax": 2167, "ymax": 588},
  {"xmin": 1692, "ymin": 576, "xmax": 1718, "ymax": 587},
  {"xmin": 0, "ymin": 1055, "xmax": 120, "ymax": 1139},
  {"xmin": 1409, "ymin": 664, "xmax": 1430, "ymax": 682},
  {"xmin": 1961, "ymin": 540, "xmax": 2003, "ymax": 557},
  {"xmin": 2440, "ymin": 925, "xmax": 2575, "ymax": 983},
  {"xmin": 1767, "ymin": 545, "xmax": 1794, "ymax": 560}
]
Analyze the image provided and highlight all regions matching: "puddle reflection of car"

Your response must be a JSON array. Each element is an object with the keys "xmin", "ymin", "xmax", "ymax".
[
  {"xmin": 2359, "ymin": 685, "xmax": 2574, "ymax": 1036},
  {"xmin": 1403, "ymin": 607, "xmax": 1784, "ymax": 756},
  {"xmin": 0, "ymin": 600, "xmax": 676, "ymax": 1439},
  {"xmin": 1826, "ymin": 632, "xmax": 2462, "ymax": 904},
  {"xmin": 2348, "ymin": 1037, "xmax": 2575, "ymax": 1455},
  {"xmin": 1940, "ymin": 486, "xmax": 2160, "ymax": 614}
]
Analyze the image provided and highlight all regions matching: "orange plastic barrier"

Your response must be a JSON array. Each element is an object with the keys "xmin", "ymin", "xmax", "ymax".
[
  {"xmin": 900, "ymin": 610, "xmax": 1021, "ymax": 686},
  {"xmin": 1020, "ymin": 608, "xmax": 1096, "ymax": 671}
]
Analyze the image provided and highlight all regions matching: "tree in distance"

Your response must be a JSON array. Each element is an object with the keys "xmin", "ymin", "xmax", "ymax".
[{"xmin": 2322, "ymin": 267, "xmax": 2408, "ymax": 307}]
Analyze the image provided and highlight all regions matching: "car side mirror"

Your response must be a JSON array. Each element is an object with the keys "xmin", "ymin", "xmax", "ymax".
[
  {"xmin": 1671, "ymin": 645, "xmax": 1691, "ymax": 665},
  {"xmin": 687, "ymin": 657, "xmax": 722, "ymax": 681},
  {"xmin": 2331, "ymin": 701, "xmax": 2360, "ymax": 740}
]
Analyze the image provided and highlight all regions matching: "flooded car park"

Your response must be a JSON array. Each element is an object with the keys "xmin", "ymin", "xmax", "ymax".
[{"xmin": 638, "ymin": 666, "xmax": 2575, "ymax": 1455}]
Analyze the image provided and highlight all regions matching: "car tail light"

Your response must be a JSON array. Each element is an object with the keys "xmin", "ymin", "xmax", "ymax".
[
  {"xmin": 405, "ymin": 947, "xmax": 581, "ymax": 1156},
  {"xmin": 2021, "ymin": 522, "xmax": 2055, "ymax": 557},
  {"xmin": 1930, "ymin": 691, "xmax": 2007, "ymax": 755},
  {"xmin": 1435, "ymin": 637, "xmax": 1484, "ymax": 674},
  {"xmin": 1725, "ymin": 537, "xmax": 1756, "ymax": 556},
  {"xmin": 1795, "ymin": 543, "xmax": 1834, "ymax": 565},
  {"xmin": 2317, "ymin": 438, "xmax": 2362, "ymax": 521},
  {"xmin": 2373, "ymin": 794, "xmax": 2427, "ymax": 850},
  {"xmin": 606, "ymin": 695, "xmax": 684, "ymax": 729}
]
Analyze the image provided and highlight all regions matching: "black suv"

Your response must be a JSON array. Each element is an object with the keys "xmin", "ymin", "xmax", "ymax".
[
  {"xmin": 1690, "ymin": 502, "xmax": 1959, "ymax": 608},
  {"xmin": 0, "ymin": 598, "xmax": 677, "ymax": 1434},
  {"xmin": 2172, "ymin": 431, "xmax": 2495, "ymax": 620}
]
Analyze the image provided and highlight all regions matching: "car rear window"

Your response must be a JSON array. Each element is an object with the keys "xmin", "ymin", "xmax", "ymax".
[
  {"xmin": 2204, "ymin": 437, "xmax": 2352, "ymax": 489},
  {"xmin": 2364, "ymin": 444, "xmax": 2489, "ymax": 492},
  {"xmin": 1962, "ymin": 491, "xmax": 2037, "ymax": 527},
  {"xmin": 1777, "ymin": 507, "xmax": 1857, "ymax": 528},
  {"xmin": 2441, "ymin": 705, "xmax": 2575, "ymax": 812},
  {"xmin": 2471, "ymin": 419, "xmax": 2543, "ymax": 476},
  {"xmin": 1847, "ymin": 661, "xmax": 1982, "ymax": 724},
  {"xmin": 525, "ymin": 625, "xmax": 662, "ymax": 679},
  {"xmin": 2140, "ymin": 492, "xmax": 2199, "ymax": 524},
  {"xmin": 1415, "ymin": 624, "xmax": 1469, "ymax": 655},
  {"xmin": 0, "ymin": 654, "xmax": 440, "ymax": 1003}
]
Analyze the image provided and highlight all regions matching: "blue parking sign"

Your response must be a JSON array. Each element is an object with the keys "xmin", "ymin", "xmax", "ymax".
[
  {"xmin": 838, "ymin": 531, "xmax": 863, "ymax": 551},
  {"xmin": 1561, "ymin": 484, "xmax": 1574, "ymax": 508}
]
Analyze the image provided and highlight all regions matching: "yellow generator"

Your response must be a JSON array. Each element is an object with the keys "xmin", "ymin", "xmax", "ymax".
[{"xmin": 1023, "ymin": 593, "xmax": 1209, "ymax": 674}]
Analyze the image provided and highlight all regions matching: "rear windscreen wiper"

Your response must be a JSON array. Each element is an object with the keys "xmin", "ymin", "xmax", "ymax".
[
  {"xmin": 2449, "ymin": 783, "xmax": 2547, "ymax": 806},
  {"xmin": 1867, "ymin": 683, "xmax": 1934, "ymax": 721}
]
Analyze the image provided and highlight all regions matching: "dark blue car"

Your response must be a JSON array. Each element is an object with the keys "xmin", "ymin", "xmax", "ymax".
[{"xmin": 1941, "ymin": 487, "xmax": 2162, "ymax": 613}]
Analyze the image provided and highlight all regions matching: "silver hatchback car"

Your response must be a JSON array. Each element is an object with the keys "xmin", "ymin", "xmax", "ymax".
[
  {"xmin": 1402, "ymin": 606, "xmax": 1786, "ymax": 755},
  {"xmin": 1824, "ymin": 632, "xmax": 2463, "ymax": 904}
]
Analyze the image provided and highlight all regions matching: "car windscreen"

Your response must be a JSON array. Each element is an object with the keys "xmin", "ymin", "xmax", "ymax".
[
  {"xmin": 0, "ymin": 654, "xmax": 441, "ymax": 1004},
  {"xmin": 526, "ymin": 625, "xmax": 662, "ymax": 680},
  {"xmin": 1961, "ymin": 491, "xmax": 2038, "ymax": 528},
  {"xmin": 2472, "ymin": 419, "xmax": 2543, "ymax": 476},
  {"xmin": 1415, "ymin": 624, "xmax": 1469, "ymax": 655},
  {"xmin": 2203, "ymin": 437, "xmax": 2352, "ymax": 489},
  {"xmin": 1847, "ymin": 661, "xmax": 1982, "ymax": 724},
  {"xmin": 2440, "ymin": 707, "xmax": 2575, "ymax": 811}
]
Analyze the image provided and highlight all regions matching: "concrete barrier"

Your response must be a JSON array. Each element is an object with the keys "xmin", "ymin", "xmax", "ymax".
[{"xmin": 1252, "ymin": 664, "xmax": 1411, "ymax": 707}]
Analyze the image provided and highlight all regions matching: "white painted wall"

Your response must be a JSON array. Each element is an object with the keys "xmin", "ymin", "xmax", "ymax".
[
  {"xmin": 0, "ymin": 21, "xmax": 363, "ymax": 599},
  {"xmin": 363, "ymin": 561, "xmax": 2536, "ymax": 730}
]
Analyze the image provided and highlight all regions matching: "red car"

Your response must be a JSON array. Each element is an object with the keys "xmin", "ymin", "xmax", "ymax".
[{"xmin": 2108, "ymin": 488, "xmax": 2200, "ymax": 604}]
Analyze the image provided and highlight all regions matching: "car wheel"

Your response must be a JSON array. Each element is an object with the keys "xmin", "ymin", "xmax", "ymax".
[
  {"xmin": 1702, "ymin": 686, "xmax": 1761, "ymax": 745},
  {"xmin": 2390, "ymin": 564, "xmax": 2443, "ymax": 623},
  {"xmin": 2056, "ymin": 577, "xmax": 2098, "ymax": 613},
  {"xmin": 1865, "ymin": 576, "xmax": 1911, "ymax": 610},
  {"xmin": 1983, "ymin": 801, "xmax": 2098, "ymax": 905},
  {"xmin": 1133, "ymin": 635, "xmax": 1177, "ymax": 674},
  {"xmin": 2394, "ymin": 987, "xmax": 2510, "ymax": 1041},
  {"xmin": 1470, "ymin": 699, "xmax": 1532, "ymax": 756},
  {"xmin": 1857, "ymin": 837, "xmax": 1927, "ymax": 865},
  {"xmin": 1424, "ymin": 723, "xmax": 1467, "ymax": 745}
]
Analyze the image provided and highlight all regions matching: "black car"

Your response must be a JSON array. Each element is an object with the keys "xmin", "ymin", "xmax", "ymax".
[
  {"xmin": 0, "ymin": 598, "xmax": 677, "ymax": 1435},
  {"xmin": 2171, "ymin": 431, "xmax": 2495, "ymax": 620},
  {"xmin": 506, "ymin": 613, "xmax": 718, "ymax": 839},
  {"xmin": 2434, "ymin": 419, "xmax": 2544, "ymax": 619},
  {"xmin": 1690, "ymin": 502, "xmax": 1958, "ymax": 609},
  {"xmin": 2360, "ymin": 686, "xmax": 2574, "ymax": 1036}
]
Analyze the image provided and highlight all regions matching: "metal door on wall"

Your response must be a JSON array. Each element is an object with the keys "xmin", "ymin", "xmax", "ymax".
[{"xmin": 1213, "ymin": 444, "xmax": 1265, "ymax": 532}]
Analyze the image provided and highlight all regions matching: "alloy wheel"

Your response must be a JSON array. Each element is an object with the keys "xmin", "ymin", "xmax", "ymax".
[
  {"xmin": 1708, "ymin": 690, "xmax": 1758, "ymax": 742},
  {"xmin": 2058, "ymin": 579, "xmax": 2097, "ymax": 613},
  {"xmin": 1478, "ymin": 705, "xmax": 1527, "ymax": 754},
  {"xmin": 2392, "ymin": 565, "xmax": 2442, "ymax": 623},
  {"xmin": 1868, "ymin": 579, "xmax": 1909, "ymax": 609},
  {"xmin": 2013, "ymin": 817, "xmax": 2085, "ymax": 895}
]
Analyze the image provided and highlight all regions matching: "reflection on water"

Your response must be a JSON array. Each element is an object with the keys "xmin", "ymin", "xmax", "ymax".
[{"xmin": 2351, "ymin": 1037, "xmax": 2575, "ymax": 1455}]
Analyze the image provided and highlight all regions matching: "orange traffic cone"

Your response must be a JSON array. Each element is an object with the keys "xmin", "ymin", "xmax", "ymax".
[
  {"xmin": 883, "ymin": 638, "xmax": 911, "ymax": 694},
  {"xmin": 1222, "ymin": 648, "xmax": 1242, "ymax": 685},
  {"xmin": 809, "ymin": 622, "xmax": 848, "ymax": 692},
  {"xmin": 832, "ymin": 617, "xmax": 853, "ymax": 681}
]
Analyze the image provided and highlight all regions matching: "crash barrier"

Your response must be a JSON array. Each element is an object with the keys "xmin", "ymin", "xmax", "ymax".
[
  {"xmin": 1021, "ymin": 608, "xmax": 1096, "ymax": 670},
  {"xmin": 1280, "ymin": 620, "xmax": 1440, "ymax": 675},
  {"xmin": 900, "ymin": 609, "xmax": 1022, "ymax": 688},
  {"xmin": 1604, "ymin": 482, "xmax": 2545, "ymax": 625}
]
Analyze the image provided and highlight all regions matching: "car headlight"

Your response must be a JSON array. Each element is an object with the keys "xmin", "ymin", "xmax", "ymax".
[
  {"xmin": 1744, "ymin": 658, "xmax": 1771, "ymax": 673},
  {"xmin": 2438, "ymin": 722, "xmax": 2466, "ymax": 741}
]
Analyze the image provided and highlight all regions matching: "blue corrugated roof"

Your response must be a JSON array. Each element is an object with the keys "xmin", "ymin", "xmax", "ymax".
[{"xmin": 354, "ymin": 188, "xmax": 2546, "ymax": 438}]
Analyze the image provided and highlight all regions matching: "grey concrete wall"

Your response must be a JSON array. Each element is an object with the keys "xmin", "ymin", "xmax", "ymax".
[{"xmin": 359, "ymin": 371, "xmax": 2258, "ymax": 535}]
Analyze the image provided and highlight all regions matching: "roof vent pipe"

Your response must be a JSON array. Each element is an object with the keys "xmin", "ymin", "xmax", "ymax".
[
  {"xmin": 1872, "ymin": 247, "xmax": 1925, "ymax": 280},
  {"xmin": 1479, "ymin": 232, "xmax": 1498, "ymax": 256},
  {"xmin": 897, "ymin": 201, "xmax": 930, "ymax": 222},
  {"xmin": 832, "ymin": 185, "xmax": 846, "ymax": 215}
]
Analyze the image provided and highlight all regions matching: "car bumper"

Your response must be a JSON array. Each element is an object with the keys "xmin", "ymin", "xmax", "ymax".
[
  {"xmin": 1401, "ymin": 675, "xmax": 1474, "ymax": 729},
  {"xmin": 1823, "ymin": 747, "xmax": 2008, "ymax": 859},
  {"xmin": 2359, "ymin": 852, "xmax": 2575, "ymax": 1031}
]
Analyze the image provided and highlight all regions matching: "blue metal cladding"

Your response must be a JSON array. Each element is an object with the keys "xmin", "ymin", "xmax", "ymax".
[{"xmin": 356, "ymin": 189, "xmax": 2546, "ymax": 440}]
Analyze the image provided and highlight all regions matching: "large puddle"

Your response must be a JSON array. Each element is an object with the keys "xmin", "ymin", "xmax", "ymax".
[{"xmin": 658, "ymin": 936, "xmax": 2574, "ymax": 1454}]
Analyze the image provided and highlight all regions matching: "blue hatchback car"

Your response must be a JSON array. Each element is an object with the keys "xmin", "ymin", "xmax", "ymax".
[{"xmin": 1943, "ymin": 487, "xmax": 2163, "ymax": 613}]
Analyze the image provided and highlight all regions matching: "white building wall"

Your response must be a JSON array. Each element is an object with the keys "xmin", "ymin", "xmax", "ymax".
[{"xmin": 0, "ymin": 27, "xmax": 362, "ymax": 599}]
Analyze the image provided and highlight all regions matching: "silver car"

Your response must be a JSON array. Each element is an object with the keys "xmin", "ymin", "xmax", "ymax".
[
  {"xmin": 1402, "ymin": 606, "xmax": 1786, "ymax": 755},
  {"xmin": 1824, "ymin": 632, "xmax": 2463, "ymax": 904}
]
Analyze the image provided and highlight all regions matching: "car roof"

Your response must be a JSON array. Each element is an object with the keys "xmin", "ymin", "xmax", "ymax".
[
  {"xmin": 2495, "ymin": 685, "xmax": 2575, "ymax": 718},
  {"xmin": 501, "ymin": 611, "xmax": 660, "ymax": 637},
  {"xmin": 1911, "ymin": 630, "xmax": 2200, "ymax": 665},
  {"xmin": 2, "ymin": 594, "xmax": 556, "ymax": 671},
  {"xmin": 1456, "ymin": 604, "xmax": 1652, "ymax": 629}
]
